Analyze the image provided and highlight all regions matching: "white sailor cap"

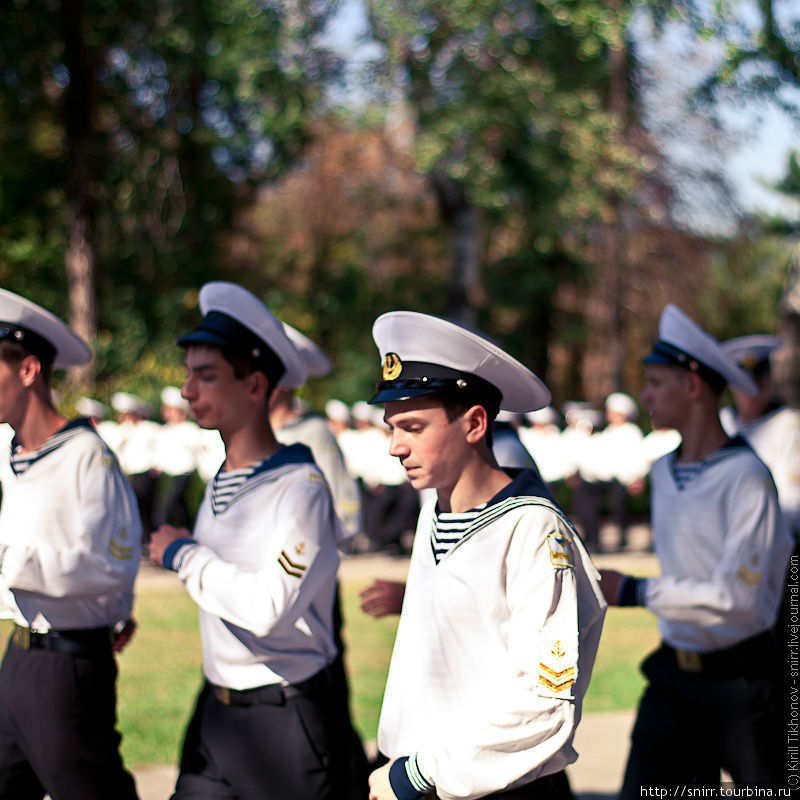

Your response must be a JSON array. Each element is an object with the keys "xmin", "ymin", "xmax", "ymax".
[
  {"xmin": 161, "ymin": 385, "xmax": 190, "ymax": 411},
  {"xmin": 368, "ymin": 311, "xmax": 550, "ymax": 413},
  {"xmin": 281, "ymin": 322, "xmax": 332, "ymax": 385},
  {"xmin": 605, "ymin": 391, "xmax": 638, "ymax": 420},
  {"xmin": 721, "ymin": 334, "xmax": 782, "ymax": 377},
  {"xmin": 643, "ymin": 304, "xmax": 757, "ymax": 396},
  {"xmin": 111, "ymin": 391, "xmax": 151, "ymax": 417},
  {"xmin": 177, "ymin": 282, "xmax": 307, "ymax": 390},
  {"xmin": 76, "ymin": 396, "xmax": 107, "ymax": 419},
  {"xmin": 525, "ymin": 406, "xmax": 560, "ymax": 426},
  {"xmin": 351, "ymin": 400, "xmax": 374, "ymax": 423},
  {"xmin": 325, "ymin": 398, "xmax": 352, "ymax": 424},
  {"xmin": 0, "ymin": 288, "xmax": 91, "ymax": 370}
]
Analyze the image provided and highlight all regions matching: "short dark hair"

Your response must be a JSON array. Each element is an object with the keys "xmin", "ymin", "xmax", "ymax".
[
  {"xmin": 437, "ymin": 392, "xmax": 497, "ymax": 449},
  {"xmin": 215, "ymin": 344, "xmax": 282, "ymax": 399},
  {"xmin": 0, "ymin": 339, "xmax": 53, "ymax": 386}
]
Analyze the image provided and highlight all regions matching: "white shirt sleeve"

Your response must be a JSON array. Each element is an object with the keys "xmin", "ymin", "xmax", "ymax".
[
  {"xmin": 172, "ymin": 479, "xmax": 340, "ymax": 637},
  {"xmin": 0, "ymin": 444, "xmax": 141, "ymax": 599}
]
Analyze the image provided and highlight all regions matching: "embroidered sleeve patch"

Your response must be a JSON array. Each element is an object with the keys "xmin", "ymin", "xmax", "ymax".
[
  {"xmin": 547, "ymin": 532, "xmax": 574, "ymax": 568},
  {"xmin": 109, "ymin": 528, "xmax": 133, "ymax": 561},
  {"xmin": 278, "ymin": 545, "xmax": 308, "ymax": 579},
  {"xmin": 538, "ymin": 639, "xmax": 576, "ymax": 693},
  {"xmin": 737, "ymin": 554, "xmax": 763, "ymax": 586}
]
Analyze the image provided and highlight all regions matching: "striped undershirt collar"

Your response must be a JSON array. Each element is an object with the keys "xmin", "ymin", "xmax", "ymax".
[
  {"xmin": 10, "ymin": 418, "xmax": 92, "ymax": 476},
  {"xmin": 429, "ymin": 467, "xmax": 560, "ymax": 564},
  {"xmin": 668, "ymin": 435, "xmax": 749, "ymax": 490},
  {"xmin": 430, "ymin": 503, "xmax": 487, "ymax": 564},
  {"xmin": 209, "ymin": 442, "xmax": 316, "ymax": 515}
]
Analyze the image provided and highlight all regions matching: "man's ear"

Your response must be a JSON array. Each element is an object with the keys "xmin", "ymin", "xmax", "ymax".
[
  {"xmin": 19, "ymin": 355, "xmax": 42, "ymax": 388},
  {"xmin": 246, "ymin": 370, "xmax": 271, "ymax": 402},
  {"xmin": 686, "ymin": 371, "xmax": 705, "ymax": 400},
  {"xmin": 463, "ymin": 404, "xmax": 489, "ymax": 444}
]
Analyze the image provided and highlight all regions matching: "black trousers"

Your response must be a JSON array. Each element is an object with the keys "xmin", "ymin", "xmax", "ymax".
[
  {"xmin": 620, "ymin": 644, "xmax": 784, "ymax": 796},
  {"xmin": 0, "ymin": 635, "xmax": 139, "ymax": 800},
  {"xmin": 154, "ymin": 472, "xmax": 196, "ymax": 529},
  {"xmin": 173, "ymin": 669, "xmax": 357, "ymax": 799}
]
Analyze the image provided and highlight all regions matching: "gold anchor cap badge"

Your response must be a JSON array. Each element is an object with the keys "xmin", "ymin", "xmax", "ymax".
[{"xmin": 383, "ymin": 353, "xmax": 403, "ymax": 380}]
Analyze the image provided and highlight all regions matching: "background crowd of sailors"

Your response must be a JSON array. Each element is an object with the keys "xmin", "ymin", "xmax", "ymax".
[{"xmin": 63, "ymin": 369, "xmax": 800, "ymax": 557}]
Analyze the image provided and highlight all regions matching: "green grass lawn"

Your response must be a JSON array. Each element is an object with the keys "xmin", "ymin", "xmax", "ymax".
[{"xmin": 0, "ymin": 576, "xmax": 660, "ymax": 769}]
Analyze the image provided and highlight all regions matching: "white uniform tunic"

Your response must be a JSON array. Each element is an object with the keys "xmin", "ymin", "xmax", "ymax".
[
  {"xmin": 720, "ymin": 405, "xmax": 800, "ymax": 534},
  {"xmin": 165, "ymin": 444, "xmax": 341, "ymax": 689},
  {"xmin": 276, "ymin": 413, "xmax": 362, "ymax": 537},
  {"xmin": 153, "ymin": 419, "xmax": 203, "ymax": 477},
  {"xmin": 378, "ymin": 470, "xmax": 606, "ymax": 800},
  {"xmin": 0, "ymin": 419, "xmax": 141, "ymax": 630},
  {"xmin": 644, "ymin": 437, "xmax": 793, "ymax": 652}
]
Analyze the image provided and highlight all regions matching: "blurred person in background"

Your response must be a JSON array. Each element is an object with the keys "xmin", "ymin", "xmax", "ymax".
[
  {"xmin": 153, "ymin": 385, "xmax": 203, "ymax": 531},
  {"xmin": 109, "ymin": 391, "xmax": 160, "ymax": 536},
  {"xmin": 270, "ymin": 321, "xmax": 369, "ymax": 798},
  {"xmin": 600, "ymin": 305, "xmax": 791, "ymax": 792},
  {"xmin": 518, "ymin": 406, "xmax": 572, "ymax": 490},
  {"xmin": 572, "ymin": 393, "xmax": 647, "ymax": 552},
  {"xmin": 271, "ymin": 324, "xmax": 362, "ymax": 542},
  {"xmin": 720, "ymin": 335, "xmax": 800, "ymax": 539}
]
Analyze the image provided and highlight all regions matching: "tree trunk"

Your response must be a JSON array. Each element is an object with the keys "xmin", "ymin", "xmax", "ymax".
[
  {"xmin": 61, "ymin": 0, "xmax": 97, "ymax": 388},
  {"xmin": 430, "ymin": 171, "xmax": 480, "ymax": 326},
  {"xmin": 775, "ymin": 241, "xmax": 800, "ymax": 406}
]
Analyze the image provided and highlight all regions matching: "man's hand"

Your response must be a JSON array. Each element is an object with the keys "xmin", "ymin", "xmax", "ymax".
[
  {"xmin": 112, "ymin": 618, "xmax": 137, "ymax": 654},
  {"xmin": 359, "ymin": 580, "xmax": 406, "ymax": 618},
  {"xmin": 369, "ymin": 760, "xmax": 399, "ymax": 800},
  {"xmin": 148, "ymin": 524, "xmax": 190, "ymax": 568},
  {"xmin": 599, "ymin": 569, "xmax": 625, "ymax": 606}
]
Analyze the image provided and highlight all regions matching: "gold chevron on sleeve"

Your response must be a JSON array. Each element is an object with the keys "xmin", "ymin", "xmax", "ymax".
[
  {"xmin": 539, "ymin": 663, "xmax": 575, "ymax": 681},
  {"xmin": 736, "ymin": 564, "xmax": 762, "ymax": 586},
  {"xmin": 278, "ymin": 549, "xmax": 307, "ymax": 579},
  {"xmin": 108, "ymin": 540, "xmax": 133, "ymax": 561},
  {"xmin": 539, "ymin": 662, "xmax": 576, "ymax": 692},
  {"xmin": 539, "ymin": 674, "xmax": 575, "ymax": 692}
]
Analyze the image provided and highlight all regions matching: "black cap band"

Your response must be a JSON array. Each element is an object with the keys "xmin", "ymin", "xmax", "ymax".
[
  {"xmin": 643, "ymin": 340, "xmax": 727, "ymax": 393},
  {"xmin": 177, "ymin": 311, "xmax": 286, "ymax": 385},
  {"xmin": 0, "ymin": 323, "xmax": 56, "ymax": 368},
  {"xmin": 369, "ymin": 360, "xmax": 502, "ymax": 417}
]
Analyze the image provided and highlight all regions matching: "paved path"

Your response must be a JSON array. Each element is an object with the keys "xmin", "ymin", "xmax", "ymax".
[{"xmin": 131, "ymin": 541, "xmax": 655, "ymax": 799}]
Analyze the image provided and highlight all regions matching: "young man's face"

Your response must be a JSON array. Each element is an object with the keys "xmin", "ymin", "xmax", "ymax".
[
  {"xmin": 383, "ymin": 396, "xmax": 473, "ymax": 493},
  {"xmin": 181, "ymin": 345, "xmax": 258, "ymax": 434},
  {"xmin": 640, "ymin": 365, "xmax": 690, "ymax": 431}
]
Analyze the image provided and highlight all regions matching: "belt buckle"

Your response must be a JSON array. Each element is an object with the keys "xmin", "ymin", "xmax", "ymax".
[
  {"xmin": 675, "ymin": 649, "xmax": 703, "ymax": 673},
  {"xmin": 216, "ymin": 687, "xmax": 231, "ymax": 706},
  {"xmin": 13, "ymin": 626, "xmax": 30, "ymax": 651}
]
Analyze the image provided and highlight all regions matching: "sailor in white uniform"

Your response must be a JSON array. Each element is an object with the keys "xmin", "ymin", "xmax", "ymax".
[
  {"xmin": 720, "ymin": 334, "xmax": 800, "ymax": 537},
  {"xmin": 364, "ymin": 312, "xmax": 606, "ymax": 800},
  {"xmin": 601, "ymin": 305, "xmax": 792, "ymax": 792},
  {"xmin": 109, "ymin": 390, "xmax": 160, "ymax": 533},
  {"xmin": 0, "ymin": 288, "xmax": 141, "ymax": 799},
  {"xmin": 148, "ymin": 282, "xmax": 356, "ymax": 800},
  {"xmin": 271, "ymin": 323, "xmax": 362, "ymax": 539},
  {"xmin": 153, "ymin": 386, "xmax": 203, "ymax": 529},
  {"xmin": 270, "ymin": 321, "xmax": 369, "ymax": 798}
]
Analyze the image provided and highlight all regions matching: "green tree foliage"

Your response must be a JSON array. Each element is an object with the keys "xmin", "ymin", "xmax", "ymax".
[
  {"xmin": 365, "ymin": 0, "xmax": 654, "ymax": 376},
  {"xmin": 0, "ymin": 0, "xmax": 341, "ymax": 401}
]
